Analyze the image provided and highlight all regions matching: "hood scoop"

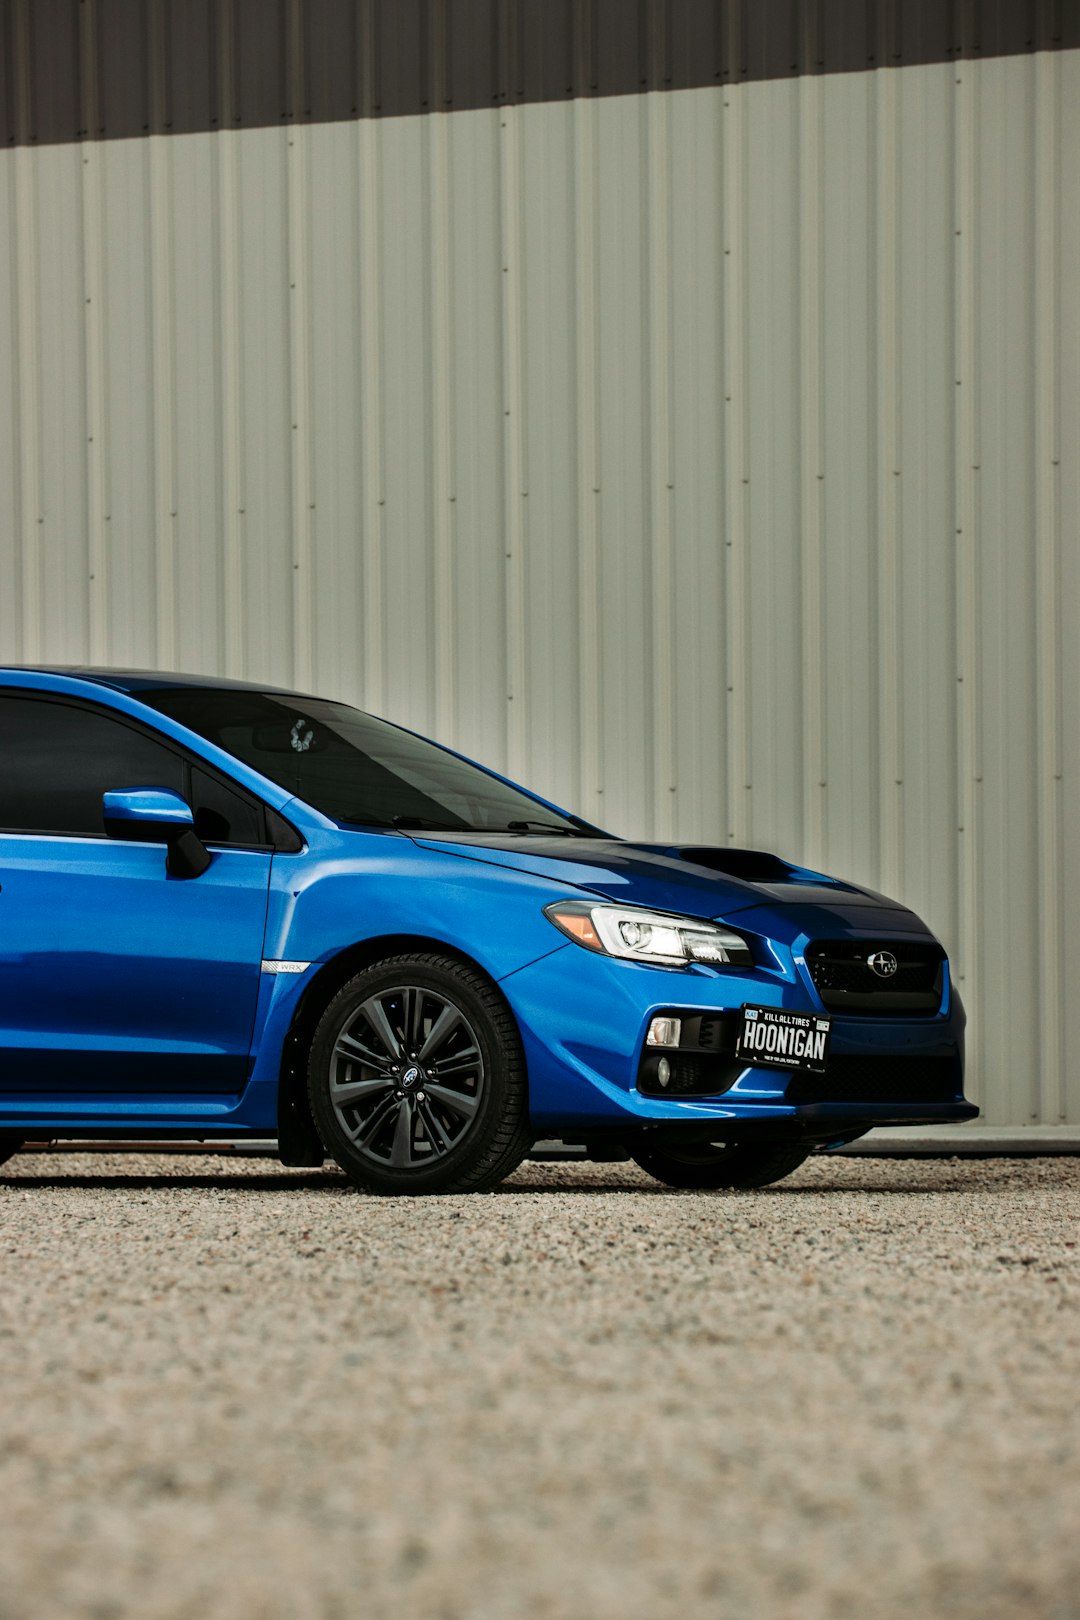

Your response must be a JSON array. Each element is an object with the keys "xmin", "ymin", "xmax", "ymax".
[
  {"xmin": 672, "ymin": 847, "xmax": 811, "ymax": 882},
  {"xmin": 669, "ymin": 845, "xmax": 905, "ymax": 913}
]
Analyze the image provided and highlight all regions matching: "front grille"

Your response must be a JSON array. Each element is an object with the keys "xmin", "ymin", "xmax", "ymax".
[
  {"xmin": 805, "ymin": 939, "xmax": 944, "ymax": 1015},
  {"xmin": 786, "ymin": 1055, "xmax": 960, "ymax": 1105}
]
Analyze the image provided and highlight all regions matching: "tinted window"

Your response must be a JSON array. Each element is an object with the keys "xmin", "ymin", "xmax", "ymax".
[
  {"xmin": 0, "ymin": 696, "xmax": 186, "ymax": 836},
  {"xmin": 0, "ymin": 694, "xmax": 268, "ymax": 845},
  {"xmin": 190, "ymin": 765, "xmax": 264, "ymax": 847},
  {"xmin": 142, "ymin": 688, "xmax": 588, "ymax": 834}
]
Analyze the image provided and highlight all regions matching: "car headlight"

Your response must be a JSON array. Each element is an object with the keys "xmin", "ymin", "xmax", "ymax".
[{"xmin": 543, "ymin": 901, "xmax": 753, "ymax": 968}]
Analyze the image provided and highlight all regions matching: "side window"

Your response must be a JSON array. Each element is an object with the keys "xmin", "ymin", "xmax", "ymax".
[
  {"xmin": 0, "ymin": 695, "xmax": 187, "ymax": 837},
  {"xmin": 189, "ymin": 766, "xmax": 265, "ymax": 847}
]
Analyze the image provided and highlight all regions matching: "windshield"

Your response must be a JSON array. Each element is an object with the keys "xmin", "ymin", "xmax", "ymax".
[{"xmin": 140, "ymin": 688, "xmax": 591, "ymax": 835}]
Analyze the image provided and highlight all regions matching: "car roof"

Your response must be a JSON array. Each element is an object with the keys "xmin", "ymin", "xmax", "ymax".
[{"xmin": 0, "ymin": 665, "xmax": 316, "ymax": 698}]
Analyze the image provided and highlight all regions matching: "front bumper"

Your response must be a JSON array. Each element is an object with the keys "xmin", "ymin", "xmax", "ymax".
[{"xmin": 503, "ymin": 936, "xmax": 974, "ymax": 1136}]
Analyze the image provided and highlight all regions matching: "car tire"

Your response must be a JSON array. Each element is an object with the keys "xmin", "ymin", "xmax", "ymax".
[
  {"xmin": 629, "ymin": 1140, "xmax": 810, "ymax": 1189},
  {"xmin": 0, "ymin": 1136, "xmax": 25, "ymax": 1168},
  {"xmin": 307, "ymin": 953, "xmax": 533, "ymax": 1195}
]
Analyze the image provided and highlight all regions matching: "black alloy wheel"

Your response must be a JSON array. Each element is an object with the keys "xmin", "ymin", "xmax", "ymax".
[
  {"xmin": 307, "ymin": 953, "xmax": 532, "ymax": 1195},
  {"xmin": 629, "ymin": 1140, "xmax": 810, "ymax": 1189}
]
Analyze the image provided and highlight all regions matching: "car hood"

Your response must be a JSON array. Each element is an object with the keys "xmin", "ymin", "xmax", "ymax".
[{"xmin": 410, "ymin": 834, "xmax": 922, "ymax": 928}]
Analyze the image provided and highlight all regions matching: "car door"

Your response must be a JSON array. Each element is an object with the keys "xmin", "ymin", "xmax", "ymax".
[{"xmin": 0, "ymin": 690, "xmax": 272, "ymax": 1096}]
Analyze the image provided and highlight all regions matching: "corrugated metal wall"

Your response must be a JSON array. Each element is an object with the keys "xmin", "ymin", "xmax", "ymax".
[{"xmin": 0, "ymin": 10, "xmax": 1077, "ymax": 1125}]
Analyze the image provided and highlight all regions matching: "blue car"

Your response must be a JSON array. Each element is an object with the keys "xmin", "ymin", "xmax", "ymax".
[{"xmin": 0, "ymin": 668, "xmax": 977, "ymax": 1193}]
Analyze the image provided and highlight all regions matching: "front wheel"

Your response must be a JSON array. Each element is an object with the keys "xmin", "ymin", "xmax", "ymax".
[
  {"xmin": 629, "ymin": 1140, "xmax": 810, "ymax": 1189},
  {"xmin": 307, "ymin": 954, "xmax": 532, "ymax": 1195},
  {"xmin": 0, "ymin": 1135, "xmax": 24, "ymax": 1168}
]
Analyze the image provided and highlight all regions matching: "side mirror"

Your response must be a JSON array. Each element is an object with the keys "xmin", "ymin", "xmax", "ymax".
[{"xmin": 102, "ymin": 788, "xmax": 211, "ymax": 880}]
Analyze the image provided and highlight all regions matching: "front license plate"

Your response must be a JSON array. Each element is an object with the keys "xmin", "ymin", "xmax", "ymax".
[{"xmin": 736, "ymin": 1005, "xmax": 831, "ymax": 1074}]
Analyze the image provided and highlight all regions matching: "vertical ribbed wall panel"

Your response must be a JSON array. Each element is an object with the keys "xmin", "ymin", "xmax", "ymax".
[
  {"xmin": 0, "ymin": 30, "xmax": 1077, "ymax": 1125},
  {"xmin": 1060, "ymin": 49, "xmax": 1080, "ymax": 1122}
]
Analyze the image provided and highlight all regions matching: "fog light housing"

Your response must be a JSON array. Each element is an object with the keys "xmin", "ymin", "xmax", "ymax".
[
  {"xmin": 657, "ymin": 1057, "xmax": 672, "ymax": 1088},
  {"xmin": 646, "ymin": 1016, "xmax": 682, "ymax": 1048}
]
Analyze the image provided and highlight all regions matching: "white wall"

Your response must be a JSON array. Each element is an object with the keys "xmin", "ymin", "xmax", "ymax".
[{"xmin": 1, "ymin": 53, "xmax": 1077, "ymax": 1123}]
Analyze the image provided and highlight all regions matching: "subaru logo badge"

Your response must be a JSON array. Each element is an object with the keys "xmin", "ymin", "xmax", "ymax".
[
  {"xmin": 401, "ymin": 1066, "xmax": 422, "ymax": 1088},
  {"xmin": 867, "ymin": 950, "xmax": 899, "ymax": 979}
]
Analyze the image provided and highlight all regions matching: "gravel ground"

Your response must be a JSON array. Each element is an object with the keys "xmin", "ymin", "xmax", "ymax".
[{"xmin": 1, "ymin": 1152, "xmax": 1078, "ymax": 1620}]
